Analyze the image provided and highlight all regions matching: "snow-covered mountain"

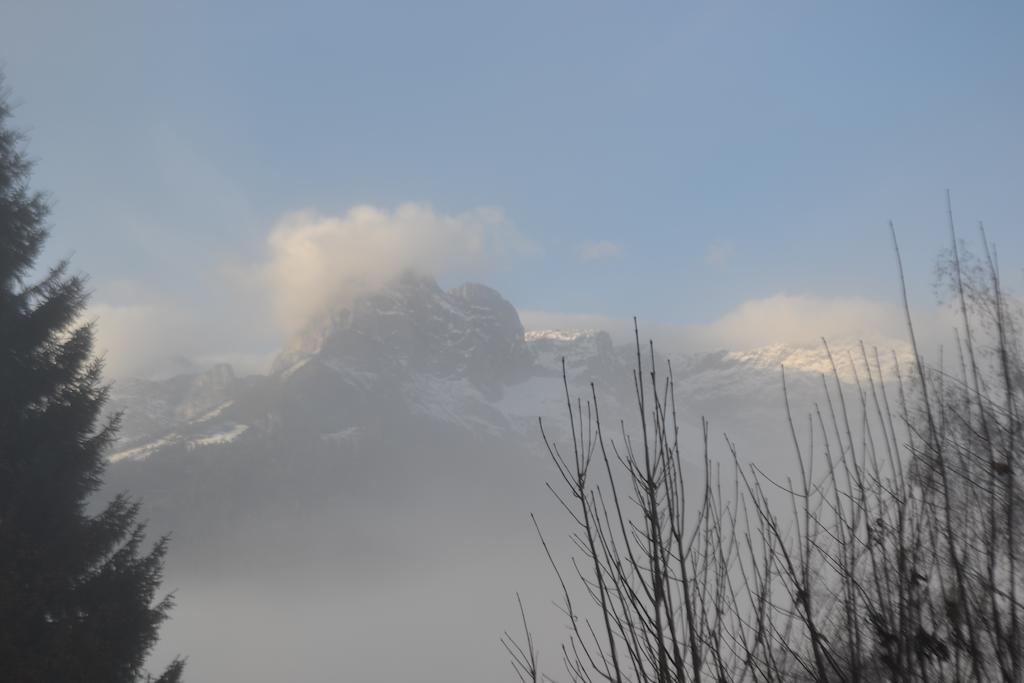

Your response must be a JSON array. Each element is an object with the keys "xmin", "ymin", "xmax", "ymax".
[
  {"xmin": 107, "ymin": 271, "xmax": 910, "ymax": 469},
  {"xmin": 100, "ymin": 272, "xmax": 916, "ymax": 683},
  {"xmin": 107, "ymin": 273, "xmax": 626, "ymax": 465},
  {"xmin": 101, "ymin": 270, "xmax": 918, "ymax": 575}
]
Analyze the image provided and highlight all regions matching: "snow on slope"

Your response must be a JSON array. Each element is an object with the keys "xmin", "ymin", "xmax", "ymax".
[{"xmin": 106, "ymin": 275, "xmax": 916, "ymax": 464}]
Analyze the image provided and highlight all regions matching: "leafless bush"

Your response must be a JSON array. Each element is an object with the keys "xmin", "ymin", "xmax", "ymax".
[{"xmin": 507, "ymin": 218, "xmax": 1023, "ymax": 682}]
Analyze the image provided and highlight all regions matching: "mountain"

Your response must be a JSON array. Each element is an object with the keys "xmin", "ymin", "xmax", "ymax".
[
  {"xmin": 103, "ymin": 271, "xmax": 915, "ymax": 562},
  {"xmin": 100, "ymin": 273, "xmax": 914, "ymax": 682},
  {"xmin": 108, "ymin": 271, "xmax": 909, "ymax": 472},
  {"xmin": 106, "ymin": 273, "xmax": 633, "ymax": 468}
]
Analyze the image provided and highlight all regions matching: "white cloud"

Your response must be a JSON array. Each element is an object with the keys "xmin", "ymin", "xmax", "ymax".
[
  {"xmin": 577, "ymin": 241, "xmax": 623, "ymax": 262},
  {"xmin": 85, "ymin": 201, "xmax": 965, "ymax": 381},
  {"xmin": 89, "ymin": 296, "xmax": 277, "ymax": 380},
  {"xmin": 89, "ymin": 300, "xmax": 199, "ymax": 379},
  {"xmin": 682, "ymin": 294, "xmax": 907, "ymax": 349},
  {"xmin": 522, "ymin": 294, "xmax": 955, "ymax": 354},
  {"xmin": 253, "ymin": 203, "xmax": 533, "ymax": 333},
  {"xmin": 89, "ymin": 203, "xmax": 535, "ymax": 378}
]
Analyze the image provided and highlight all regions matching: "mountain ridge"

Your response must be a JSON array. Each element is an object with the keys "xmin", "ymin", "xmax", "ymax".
[{"xmin": 107, "ymin": 273, "xmax": 913, "ymax": 464}]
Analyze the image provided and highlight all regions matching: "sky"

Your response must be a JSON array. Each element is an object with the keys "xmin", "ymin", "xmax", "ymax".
[{"xmin": 2, "ymin": 1, "xmax": 1023, "ymax": 376}]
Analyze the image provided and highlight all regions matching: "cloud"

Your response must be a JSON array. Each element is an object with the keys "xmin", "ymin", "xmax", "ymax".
[
  {"xmin": 89, "ymin": 300, "xmax": 198, "ymax": 379},
  {"xmin": 89, "ymin": 296, "xmax": 277, "ymax": 380},
  {"xmin": 85, "ymin": 201, "xmax": 962, "ymax": 381},
  {"xmin": 89, "ymin": 203, "xmax": 534, "ymax": 378},
  {"xmin": 577, "ymin": 241, "xmax": 623, "ymax": 262},
  {"xmin": 522, "ymin": 294, "xmax": 955, "ymax": 354},
  {"xmin": 682, "ymin": 294, "xmax": 908, "ymax": 349},
  {"xmin": 251, "ymin": 203, "xmax": 533, "ymax": 333}
]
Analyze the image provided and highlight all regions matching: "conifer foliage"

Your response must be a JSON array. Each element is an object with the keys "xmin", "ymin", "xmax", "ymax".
[{"xmin": 0, "ymin": 78, "xmax": 184, "ymax": 681}]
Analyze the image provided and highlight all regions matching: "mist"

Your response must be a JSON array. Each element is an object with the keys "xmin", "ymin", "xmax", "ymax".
[
  {"xmin": 5, "ymin": 2, "xmax": 1024, "ymax": 681},
  {"xmin": 95, "ymin": 273, "xmax": 861, "ymax": 680}
]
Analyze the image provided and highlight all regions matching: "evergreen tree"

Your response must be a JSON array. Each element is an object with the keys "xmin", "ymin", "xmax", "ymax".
[{"xmin": 0, "ymin": 77, "xmax": 184, "ymax": 682}]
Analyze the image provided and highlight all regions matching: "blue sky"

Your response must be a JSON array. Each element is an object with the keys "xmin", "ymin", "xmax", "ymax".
[{"xmin": 3, "ymin": 1, "xmax": 1023, "ymax": 373}]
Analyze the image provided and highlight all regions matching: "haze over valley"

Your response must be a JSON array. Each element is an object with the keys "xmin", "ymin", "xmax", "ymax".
[
  {"xmin": 100, "ymin": 272, "xmax": 915, "ymax": 680},
  {"xmin": 4, "ymin": 3, "xmax": 1024, "ymax": 681}
]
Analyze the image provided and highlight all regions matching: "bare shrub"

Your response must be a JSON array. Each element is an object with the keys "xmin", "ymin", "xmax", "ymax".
[{"xmin": 507, "ymin": 220, "xmax": 1023, "ymax": 682}]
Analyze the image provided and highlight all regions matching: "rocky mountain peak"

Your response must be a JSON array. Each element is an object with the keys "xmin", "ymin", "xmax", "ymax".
[
  {"xmin": 272, "ymin": 271, "xmax": 532, "ymax": 390},
  {"xmin": 108, "ymin": 276, "xmax": 918, "ymax": 468}
]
